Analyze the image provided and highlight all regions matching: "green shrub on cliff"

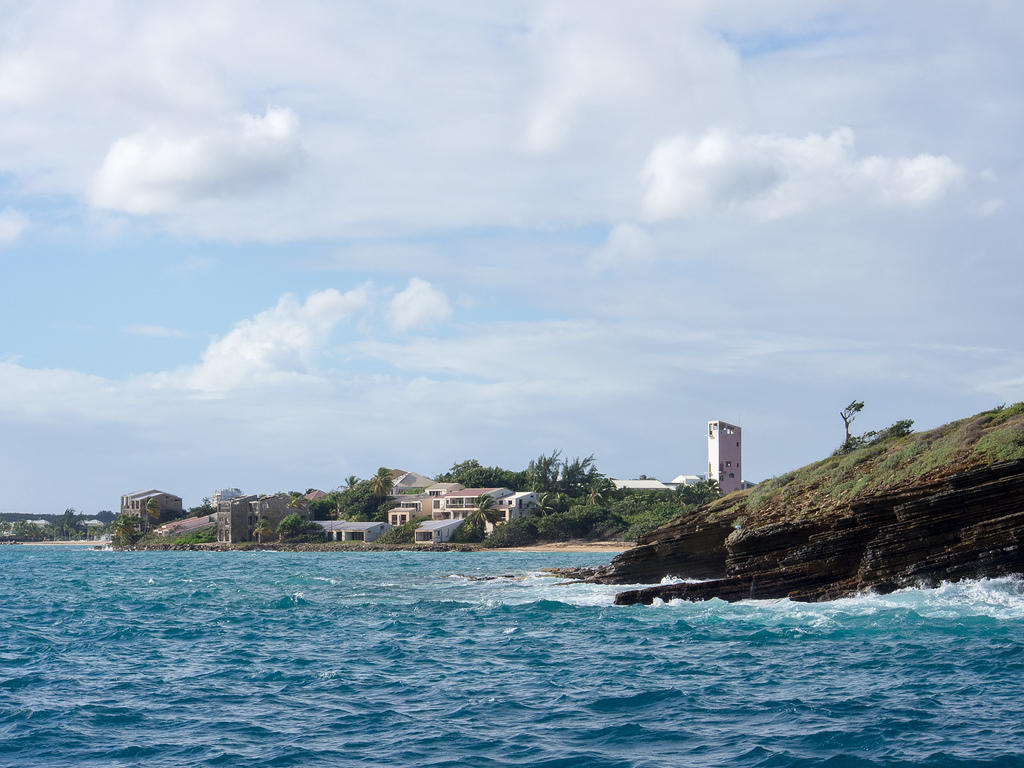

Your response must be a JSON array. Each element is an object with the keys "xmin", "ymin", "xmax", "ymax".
[{"xmin": 714, "ymin": 402, "xmax": 1024, "ymax": 529}]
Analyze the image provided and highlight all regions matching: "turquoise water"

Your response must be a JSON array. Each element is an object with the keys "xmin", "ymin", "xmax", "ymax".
[{"xmin": 1, "ymin": 547, "xmax": 1023, "ymax": 767}]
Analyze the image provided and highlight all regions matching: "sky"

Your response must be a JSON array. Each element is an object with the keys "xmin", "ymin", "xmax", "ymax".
[{"xmin": 1, "ymin": 1, "xmax": 1023, "ymax": 514}]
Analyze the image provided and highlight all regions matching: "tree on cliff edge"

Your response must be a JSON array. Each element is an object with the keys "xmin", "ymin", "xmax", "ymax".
[{"xmin": 841, "ymin": 400, "xmax": 865, "ymax": 449}]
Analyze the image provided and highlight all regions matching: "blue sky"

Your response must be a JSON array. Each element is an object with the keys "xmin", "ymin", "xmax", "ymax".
[{"xmin": 1, "ymin": 1, "xmax": 1022, "ymax": 513}]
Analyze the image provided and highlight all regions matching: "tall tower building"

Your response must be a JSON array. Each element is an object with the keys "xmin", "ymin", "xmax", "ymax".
[{"xmin": 708, "ymin": 420, "xmax": 742, "ymax": 494}]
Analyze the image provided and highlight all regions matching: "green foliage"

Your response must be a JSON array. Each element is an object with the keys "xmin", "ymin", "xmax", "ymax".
[
  {"xmin": 329, "ymin": 482, "xmax": 391, "ymax": 522},
  {"xmin": 170, "ymin": 526, "xmax": 216, "ymax": 545},
  {"xmin": 371, "ymin": 467, "xmax": 394, "ymax": 498},
  {"xmin": 482, "ymin": 518, "xmax": 539, "ymax": 548},
  {"xmin": 535, "ymin": 504, "xmax": 624, "ymax": 541},
  {"xmin": 435, "ymin": 459, "xmax": 526, "ymax": 490},
  {"xmin": 376, "ymin": 519, "xmax": 420, "ymax": 546},
  {"xmin": 674, "ymin": 479, "xmax": 720, "ymax": 506},
  {"xmin": 973, "ymin": 424, "xmax": 1024, "ymax": 462},
  {"xmin": 463, "ymin": 494, "xmax": 503, "ymax": 528},
  {"xmin": 983, "ymin": 401, "xmax": 1024, "ymax": 426},
  {"xmin": 449, "ymin": 519, "xmax": 485, "ymax": 543},
  {"xmin": 276, "ymin": 513, "xmax": 321, "ymax": 540},
  {"xmin": 111, "ymin": 514, "xmax": 141, "ymax": 546},
  {"xmin": 621, "ymin": 503, "xmax": 685, "ymax": 540},
  {"xmin": 186, "ymin": 502, "xmax": 215, "ymax": 518}
]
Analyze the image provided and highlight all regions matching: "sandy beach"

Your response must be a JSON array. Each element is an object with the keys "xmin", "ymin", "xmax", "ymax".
[{"xmin": 507, "ymin": 542, "xmax": 631, "ymax": 553}]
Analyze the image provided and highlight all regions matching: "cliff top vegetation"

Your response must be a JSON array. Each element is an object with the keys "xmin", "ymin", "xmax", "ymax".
[{"xmin": 701, "ymin": 402, "xmax": 1024, "ymax": 529}]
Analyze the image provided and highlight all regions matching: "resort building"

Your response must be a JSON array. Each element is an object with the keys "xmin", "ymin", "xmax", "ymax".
[
  {"xmin": 708, "ymin": 420, "xmax": 743, "ymax": 494},
  {"xmin": 414, "ymin": 518, "xmax": 464, "ymax": 543},
  {"xmin": 433, "ymin": 487, "xmax": 515, "ymax": 520},
  {"xmin": 388, "ymin": 482, "xmax": 466, "ymax": 526},
  {"xmin": 119, "ymin": 490, "xmax": 183, "ymax": 531},
  {"xmin": 388, "ymin": 495, "xmax": 433, "ymax": 526},
  {"xmin": 315, "ymin": 521, "xmax": 390, "ymax": 542}
]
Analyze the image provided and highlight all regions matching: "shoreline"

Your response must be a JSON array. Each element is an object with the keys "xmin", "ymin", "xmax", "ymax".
[{"xmin": 97, "ymin": 539, "xmax": 633, "ymax": 554}]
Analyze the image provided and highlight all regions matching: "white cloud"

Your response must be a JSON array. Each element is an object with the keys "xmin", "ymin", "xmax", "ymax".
[
  {"xmin": 181, "ymin": 286, "xmax": 370, "ymax": 392},
  {"xmin": 123, "ymin": 324, "xmax": 185, "ymax": 338},
  {"xmin": 386, "ymin": 278, "xmax": 453, "ymax": 333},
  {"xmin": 589, "ymin": 223, "xmax": 657, "ymax": 270},
  {"xmin": 642, "ymin": 128, "xmax": 964, "ymax": 221},
  {"xmin": 90, "ymin": 107, "xmax": 301, "ymax": 214},
  {"xmin": 0, "ymin": 208, "xmax": 29, "ymax": 245},
  {"xmin": 977, "ymin": 198, "xmax": 1006, "ymax": 217}
]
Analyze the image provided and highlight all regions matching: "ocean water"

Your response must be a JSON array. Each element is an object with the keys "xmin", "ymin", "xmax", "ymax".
[{"xmin": 1, "ymin": 548, "xmax": 1023, "ymax": 768}]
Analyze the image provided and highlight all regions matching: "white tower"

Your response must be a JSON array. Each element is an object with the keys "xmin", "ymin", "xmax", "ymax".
[{"xmin": 708, "ymin": 421, "xmax": 742, "ymax": 494}]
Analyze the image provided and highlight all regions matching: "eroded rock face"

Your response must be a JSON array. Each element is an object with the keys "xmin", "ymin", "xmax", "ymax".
[{"xmin": 606, "ymin": 460, "xmax": 1024, "ymax": 605}]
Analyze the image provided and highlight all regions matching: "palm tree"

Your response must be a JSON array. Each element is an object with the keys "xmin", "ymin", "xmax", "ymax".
[
  {"xmin": 535, "ymin": 492, "xmax": 557, "ymax": 517},
  {"xmin": 586, "ymin": 478, "xmax": 613, "ymax": 506},
  {"xmin": 463, "ymin": 494, "xmax": 504, "ymax": 529},
  {"xmin": 344, "ymin": 475, "xmax": 360, "ymax": 490},
  {"xmin": 144, "ymin": 498, "xmax": 161, "ymax": 527},
  {"xmin": 111, "ymin": 514, "xmax": 140, "ymax": 546},
  {"xmin": 253, "ymin": 518, "xmax": 271, "ymax": 544},
  {"xmin": 372, "ymin": 467, "xmax": 394, "ymax": 499}
]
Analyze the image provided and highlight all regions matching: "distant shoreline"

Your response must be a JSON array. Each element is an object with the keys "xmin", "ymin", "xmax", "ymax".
[
  {"xmin": 92, "ymin": 539, "xmax": 633, "ymax": 554},
  {"xmin": 13, "ymin": 540, "xmax": 100, "ymax": 547}
]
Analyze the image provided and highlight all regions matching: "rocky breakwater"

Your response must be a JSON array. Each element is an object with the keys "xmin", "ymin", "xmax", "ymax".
[{"xmin": 605, "ymin": 459, "xmax": 1024, "ymax": 605}]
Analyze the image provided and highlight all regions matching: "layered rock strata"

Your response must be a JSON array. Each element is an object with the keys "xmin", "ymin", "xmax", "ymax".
[{"xmin": 602, "ymin": 459, "xmax": 1024, "ymax": 605}]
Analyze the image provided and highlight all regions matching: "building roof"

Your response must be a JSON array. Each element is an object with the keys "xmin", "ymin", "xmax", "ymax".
[
  {"xmin": 425, "ymin": 482, "xmax": 465, "ymax": 492},
  {"xmin": 315, "ymin": 521, "xmax": 388, "ymax": 531},
  {"xmin": 418, "ymin": 518, "xmax": 465, "ymax": 531},
  {"xmin": 125, "ymin": 489, "xmax": 181, "ymax": 501},
  {"xmin": 303, "ymin": 490, "xmax": 328, "ymax": 501},
  {"xmin": 155, "ymin": 515, "xmax": 215, "ymax": 536},
  {"xmin": 444, "ymin": 487, "xmax": 510, "ymax": 498},
  {"xmin": 610, "ymin": 479, "xmax": 669, "ymax": 491},
  {"xmin": 670, "ymin": 475, "xmax": 704, "ymax": 485},
  {"xmin": 391, "ymin": 471, "xmax": 435, "ymax": 488}
]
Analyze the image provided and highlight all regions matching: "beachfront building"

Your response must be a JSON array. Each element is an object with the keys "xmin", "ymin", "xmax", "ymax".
[
  {"xmin": 414, "ymin": 518, "xmax": 464, "ymax": 543},
  {"xmin": 433, "ymin": 487, "xmax": 515, "ymax": 520},
  {"xmin": 388, "ymin": 495, "xmax": 432, "ymax": 526},
  {"xmin": 119, "ymin": 490, "xmax": 183, "ymax": 531},
  {"xmin": 496, "ymin": 492, "xmax": 539, "ymax": 522},
  {"xmin": 316, "ymin": 521, "xmax": 390, "ymax": 542},
  {"xmin": 216, "ymin": 494, "xmax": 259, "ymax": 543},
  {"xmin": 708, "ymin": 420, "xmax": 743, "ymax": 494},
  {"xmin": 388, "ymin": 482, "xmax": 466, "ymax": 526},
  {"xmin": 217, "ymin": 493, "xmax": 310, "ymax": 543}
]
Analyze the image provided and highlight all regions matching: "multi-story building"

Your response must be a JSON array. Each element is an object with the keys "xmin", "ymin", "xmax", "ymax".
[
  {"xmin": 119, "ymin": 490, "xmax": 183, "ymax": 531},
  {"xmin": 708, "ymin": 420, "xmax": 743, "ymax": 494},
  {"xmin": 217, "ymin": 493, "xmax": 310, "ymax": 543},
  {"xmin": 388, "ymin": 482, "xmax": 465, "ymax": 526}
]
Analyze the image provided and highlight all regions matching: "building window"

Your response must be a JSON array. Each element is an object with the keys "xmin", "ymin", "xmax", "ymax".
[{"xmin": 728, "ymin": 472, "xmax": 735, "ymax": 478}]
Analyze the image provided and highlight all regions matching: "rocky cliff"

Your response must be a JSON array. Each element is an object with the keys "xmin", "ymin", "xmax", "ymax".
[{"xmin": 593, "ymin": 405, "xmax": 1024, "ymax": 604}]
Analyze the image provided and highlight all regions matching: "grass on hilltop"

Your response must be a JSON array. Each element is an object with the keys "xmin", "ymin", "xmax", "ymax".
[{"xmin": 701, "ymin": 403, "xmax": 1024, "ymax": 529}]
